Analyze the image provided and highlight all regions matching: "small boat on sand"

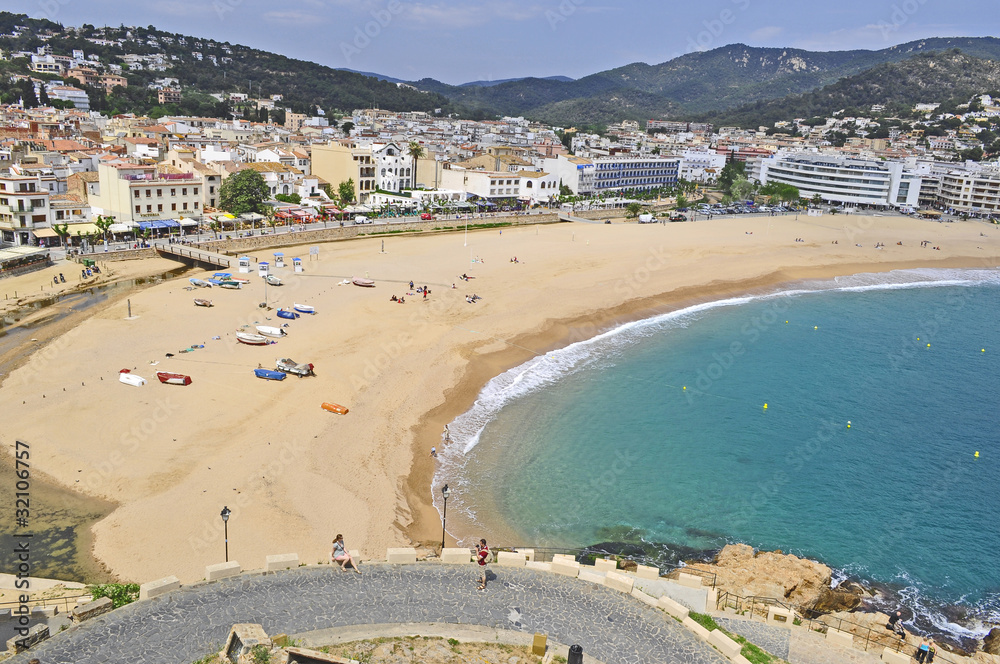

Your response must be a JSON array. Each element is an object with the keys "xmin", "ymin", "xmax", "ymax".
[
  {"xmin": 352, "ymin": 277, "xmax": 375, "ymax": 287},
  {"xmin": 194, "ymin": 298, "xmax": 213, "ymax": 307},
  {"xmin": 190, "ymin": 278, "xmax": 212, "ymax": 288},
  {"xmin": 277, "ymin": 358, "xmax": 314, "ymax": 377},
  {"xmin": 265, "ymin": 275, "xmax": 282, "ymax": 286},
  {"xmin": 322, "ymin": 402, "xmax": 349, "ymax": 414},
  {"xmin": 254, "ymin": 368, "xmax": 286, "ymax": 381},
  {"xmin": 293, "ymin": 303, "xmax": 315, "ymax": 314},
  {"xmin": 236, "ymin": 332, "xmax": 268, "ymax": 345},
  {"xmin": 256, "ymin": 325, "xmax": 287, "ymax": 338},
  {"xmin": 119, "ymin": 372, "xmax": 146, "ymax": 387},
  {"xmin": 219, "ymin": 281, "xmax": 242, "ymax": 290},
  {"xmin": 277, "ymin": 309, "xmax": 299, "ymax": 320},
  {"xmin": 156, "ymin": 372, "xmax": 192, "ymax": 386}
]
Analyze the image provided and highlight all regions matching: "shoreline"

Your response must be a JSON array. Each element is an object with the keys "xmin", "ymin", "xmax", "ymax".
[
  {"xmin": 403, "ymin": 254, "xmax": 999, "ymax": 551},
  {"xmin": 1, "ymin": 214, "xmax": 997, "ymax": 590}
]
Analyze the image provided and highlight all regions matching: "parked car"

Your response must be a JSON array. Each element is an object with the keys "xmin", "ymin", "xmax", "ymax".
[
  {"xmin": 669, "ymin": 214, "xmax": 688, "ymax": 222},
  {"xmin": 420, "ymin": 213, "xmax": 434, "ymax": 220}
]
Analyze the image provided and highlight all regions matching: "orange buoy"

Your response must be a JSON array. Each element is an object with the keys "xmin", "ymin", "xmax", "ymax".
[{"xmin": 322, "ymin": 402, "xmax": 349, "ymax": 415}]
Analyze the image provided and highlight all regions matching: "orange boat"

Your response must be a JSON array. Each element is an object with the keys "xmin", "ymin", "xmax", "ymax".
[{"xmin": 321, "ymin": 402, "xmax": 349, "ymax": 415}]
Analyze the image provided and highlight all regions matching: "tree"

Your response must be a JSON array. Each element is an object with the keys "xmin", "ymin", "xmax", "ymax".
[
  {"xmin": 94, "ymin": 215, "xmax": 115, "ymax": 245},
  {"xmin": 675, "ymin": 193, "xmax": 689, "ymax": 210},
  {"xmin": 407, "ymin": 141, "xmax": 424, "ymax": 190},
  {"xmin": 341, "ymin": 121, "xmax": 354, "ymax": 136},
  {"xmin": 219, "ymin": 169, "xmax": 270, "ymax": 216},
  {"xmin": 717, "ymin": 161, "xmax": 746, "ymax": 194},
  {"xmin": 274, "ymin": 193, "xmax": 301, "ymax": 204},
  {"xmin": 730, "ymin": 178, "xmax": 755, "ymax": 202},
  {"xmin": 337, "ymin": 179, "xmax": 356, "ymax": 206},
  {"xmin": 625, "ymin": 202, "xmax": 643, "ymax": 218},
  {"xmin": 53, "ymin": 223, "xmax": 70, "ymax": 249},
  {"xmin": 811, "ymin": 193, "xmax": 823, "ymax": 206}
]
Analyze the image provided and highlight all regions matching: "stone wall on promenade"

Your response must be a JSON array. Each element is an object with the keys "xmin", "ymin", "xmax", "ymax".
[
  {"xmin": 72, "ymin": 249, "xmax": 159, "ymax": 264},
  {"xmin": 194, "ymin": 215, "xmax": 565, "ymax": 257}
]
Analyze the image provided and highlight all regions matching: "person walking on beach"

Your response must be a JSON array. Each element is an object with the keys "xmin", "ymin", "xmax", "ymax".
[
  {"xmin": 475, "ymin": 539, "xmax": 489, "ymax": 590},
  {"xmin": 331, "ymin": 534, "xmax": 361, "ymax": 574}
]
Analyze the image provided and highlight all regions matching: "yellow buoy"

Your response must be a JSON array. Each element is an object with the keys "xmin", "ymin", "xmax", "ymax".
[
  {"xmin": 763, "ymin": 403, "xmax": 768, "ymax": 410},
  {"xmin": 683, "ymin": 386, "xmax": 687, "ymax": 390},
  {"xmin": 983, "ymin": 349, "xmax": 986, "ymax": 353},
  {"xmin": 847, "ymin": 421, "xmax": 852, "ymax": 429},
  {"xmin": 975, "ymin": 451, "xmax": 980, "ymax": 458},
  {"xmin": 814, "ymin": 326, "xmax": 818, "ymax": 330},
  {"xmin": 927, "ymin": 344, "xmax": 931, "ymax": 348},
  {"xmin": 785, "ymin": 321, "xmax": 789, "ymax": 324}
]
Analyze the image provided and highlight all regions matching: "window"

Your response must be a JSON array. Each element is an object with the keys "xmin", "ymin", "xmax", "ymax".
[
  {"xmin": 146, "ymin": 205, "xmax": 152, "ymax": 212},
  {"xmin": 194, "ymin": 202, "xmax": 199, "ymax": 209},
  {"xmin": 157, "ymin": 204, "xmax": 163, "ymax": 212},
  {"xmin": 183, "ymin": 202, "xmax": 188, "ymax": 210},
  {"xmin": 209, "ymin": 186, "xmax": 215, "ymax": 194},
  {"xmin": 156, "ymin": 189, "xmax": 162, "ymax": 197},
  {"xmin": 134, "ymin": 190, "xmax": 140, "ymax": 199},
  {"xmin": 135, "ymin": 205, "xmax": 141, "ymax": 213},
  {"xmin": 193, "ymin": 188, "xmax": 199, "ymax": 195},
  {"xmin": 182, "ymin": 188, "xmax": 187, "ymax": 196},
  {"xmin": 171, "ymin": 203, "xmax": 177, "ymax": 211},
  {"xmin": 171, "ymin": 188, "xmax": 176, "ymax": 196},
  {"xmin": 146, "ymin": 189, "xmax": 152, "ymax": 198}
]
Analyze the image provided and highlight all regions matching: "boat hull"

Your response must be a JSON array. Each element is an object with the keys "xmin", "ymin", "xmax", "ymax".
[
  {"xmin": 277, "ymin": 358, "xmax": 313, "ymax": 376},
  {"xmin": 322, "ymin": 402, "xmax": 349, "ymax": 414},
  {"xmin": 293, "ymin": 304, "xmax": 315, "ymax": 314},
  {"xmin": 236, "ymin": 332, "xmax": 268, "ymax": 345},
  {"xmin": 256, "ymin": 326, "xmax": 286, "ymax": 338},
  {"xmin": 119, "ymin": 373, "xmax": 146, "ymax": 387},
  {"xmin": 277, "ymin": 309, "xmax": 299, "ymax": 320},
  {"xmin": 194, "ymin": 298, "xmax": 213, "ymax": 307},
  {"xmin": 156, "ymin": 372, "xmax": 192, "ymax": 386},
  {"xmin": 254, "ymin": 369, "xmax": 286, "ymax": 381},
  {"xmin": 352, "ymin": 278, "xmax": 375, "ymax": 287}
]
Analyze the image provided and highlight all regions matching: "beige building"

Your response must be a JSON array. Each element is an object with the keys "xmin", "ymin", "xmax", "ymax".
[
  {"xmin": 90, "ymin": 162, "xmax": 203, "ymax": 224},
  {"xmin": 311, "ymin": 142, "xmax": 376, "ymax": 203},
  {"xmin": 285, "ymin": 112, "xmax": 307, "ymax": 132},
  {"xmin": 938, "ymin": 169, "xmax": 1000, "ymax": 214},
  {"xmin": 157, "ymin": 88, "xmax": 182, "ymax": 104}
]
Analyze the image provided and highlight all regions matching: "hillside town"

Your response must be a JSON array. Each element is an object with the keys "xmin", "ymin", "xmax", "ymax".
[{"xmin": 2, "ymin": 22, "xmax": 1000, "ymax": 269}]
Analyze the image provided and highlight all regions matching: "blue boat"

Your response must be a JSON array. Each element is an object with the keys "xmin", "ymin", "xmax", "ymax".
[
  {"xmin": 214, "ymin": 272, "xmax": 233, "ymax": 280},
  {"xmin": 254, "ymin": 368, "xmax": 286, "ymax": 381},
  {"xmin": 206, "ymin": 278, "xmax": 223, "ymax": 286},
  {"xmin": 277, "ymin": 309, "xmax": 300, "ymax": 320}
]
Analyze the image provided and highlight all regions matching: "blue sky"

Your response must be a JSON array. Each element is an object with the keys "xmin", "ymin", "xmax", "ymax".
[{"xmin": 10, "ymin": 0, "xmax": 998, "ymax": 83}]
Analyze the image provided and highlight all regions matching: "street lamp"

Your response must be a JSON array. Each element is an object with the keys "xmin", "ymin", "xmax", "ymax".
[
  {"xmin": 440, "ymin": 484, "xmax": 451, "ymax": 551},
  {"xmin": 220, "ymin": 506, "xmax": 231, "ymax": 562}
]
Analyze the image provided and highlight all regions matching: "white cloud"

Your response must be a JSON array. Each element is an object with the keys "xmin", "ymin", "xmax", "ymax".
[{"xmin": 262, "ymin": 10, "xmax": 327, "ymax": 23}]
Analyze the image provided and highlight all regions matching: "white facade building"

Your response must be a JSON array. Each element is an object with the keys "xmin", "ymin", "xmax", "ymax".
[
  {"xmin": 759, "ymin": 152, "xmax": 921, "ymax": 208},
  {"xmin": 679, "ymin": 149, "xmax": 727, "ymax": 183},
  {"xmin": 544, "ymin": 154, "xmax": 679, "ymax": 195}
]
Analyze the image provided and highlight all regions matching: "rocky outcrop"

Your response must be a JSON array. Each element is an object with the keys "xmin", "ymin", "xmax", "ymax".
[
  {"xmin": 686, "ymin": 543, "xmax": 864, "ymax": 613},
  {"xmin": 983, "ymin": 628, "xmax": 1000, "ymax": 655}
]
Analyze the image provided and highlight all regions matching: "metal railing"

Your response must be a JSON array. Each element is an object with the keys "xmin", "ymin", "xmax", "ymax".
[
  {"xmin": 494, "ymin": 545, "xmax": 716, "ymax": 589},
  {"xmin": 0, "ymin": 593, "xmax": 90, "ymax": 613},
  {"xmin": 715, "ymin": 591, "xmax": 958, "ymax": 664}
]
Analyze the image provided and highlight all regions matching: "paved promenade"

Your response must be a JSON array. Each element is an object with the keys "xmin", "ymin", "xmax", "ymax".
[{"xmin": 8, "ymin": 564, "xmax": 728, "ymax": 664}]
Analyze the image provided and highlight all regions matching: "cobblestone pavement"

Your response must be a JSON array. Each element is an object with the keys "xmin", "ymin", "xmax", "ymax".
[
  {"xmin": 8, "ymin": 565, "xmax": 729, "ymax": 664},
  {"xmin": 715, "ymin": 616, "xmax": 791, "ymax": 660}
]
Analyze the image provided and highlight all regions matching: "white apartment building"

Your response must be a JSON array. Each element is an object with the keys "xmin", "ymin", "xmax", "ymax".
[
  {"xmin": 544, "ymin": 154, "xmax": 680, "ymax": 195},
  {"xmin": 0, "ymin": 174, "xmax": 50, "ymax": 246},
  {"xmin": 938, "ymin": 165, "xmax": 1000, "ymax": 215},
  {"xmin": 679, "ymin": 150, "xmax": 727, "ymax": 183},
  {"xmin": 438, "ymin": 167, "xmax": 558, "ymax": 204},
  {"xmin": 46, "ymin": 85, "xmax": 90, "ymax": 111},
  {"xmin": 758, "ymin": 152, "xmax": 921, "ymax": 208}
]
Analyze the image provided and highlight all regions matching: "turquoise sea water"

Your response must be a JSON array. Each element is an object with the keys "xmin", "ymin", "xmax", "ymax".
[{"xmin": 436, "ymin": 269, "xmax": 1000, "ymax": 642}]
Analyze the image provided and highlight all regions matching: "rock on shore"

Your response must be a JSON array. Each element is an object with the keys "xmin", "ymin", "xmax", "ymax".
[{"xmin": 687, "ymin": 543, "xmax": 859, "ymax": 611}]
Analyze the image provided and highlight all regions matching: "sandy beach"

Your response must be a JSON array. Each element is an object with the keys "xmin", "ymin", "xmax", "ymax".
[{"xmin": 2, "ymin": 214, "xmax": 998, "ymax": 584}]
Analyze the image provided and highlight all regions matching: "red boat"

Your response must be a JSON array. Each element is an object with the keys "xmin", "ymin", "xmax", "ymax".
[{"xmin": 156, "ymin": 372, "xmax": 192, "ymax": 386}]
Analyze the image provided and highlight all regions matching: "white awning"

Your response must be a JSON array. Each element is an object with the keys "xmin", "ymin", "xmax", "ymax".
[
  {"xmin": 178, "ymin": 219, "xmax": 198, "ymax": 227},
  {"xmin": 109, "ymin": 223, "xmax": 133, "ymax": 233}
]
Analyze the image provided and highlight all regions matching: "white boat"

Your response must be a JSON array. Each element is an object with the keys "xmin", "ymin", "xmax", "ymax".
[
  {"xmin": 189, "ymin": 278, "xmax": 212, "ymax": 288},
  {"xmin": 119, "ymin": 372, "xmax": 146, "ymax": 387},
  {"xmin": 235, "ymin": 332, "xmax": 268, "ymax": 346},
  {"xmin": 265, "ymin": 275, "xmax": 282, "ymax": 286},
  {"xmin": 293, "ymin": 303, "xmax": 315, "ymax": 314},
  {"xmin": 256, "ymin": 325, "xmax": 287, "ymax": 338}
]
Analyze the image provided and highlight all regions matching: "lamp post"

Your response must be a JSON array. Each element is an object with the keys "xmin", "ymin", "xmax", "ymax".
[
  {"xmin": 440, "ymin": 484, "xmax": 450, "ymax": 552},
  {"xmin": 221, "ymin": 506, "xmax": 231, "ymax": 562}
]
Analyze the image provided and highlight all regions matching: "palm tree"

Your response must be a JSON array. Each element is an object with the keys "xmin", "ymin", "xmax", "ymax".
[
  {"xmin": 407, "ymin": 141, "xmax": 424, "ymax": 191},
  {"xmin": 53, "ymin": 223, "xmax": 69, "ymax": 249},
  {"xmin": 94, "ymin": 215, "xmax": 114, "ymax": 246}
]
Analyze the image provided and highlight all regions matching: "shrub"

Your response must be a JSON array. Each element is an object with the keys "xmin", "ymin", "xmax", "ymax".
[{"xmin": 89, "ymin": 583, "xmax": 140, "ymax": 608}]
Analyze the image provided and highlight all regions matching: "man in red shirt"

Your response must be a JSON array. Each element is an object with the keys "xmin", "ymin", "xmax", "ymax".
[{"xmin": 476, "ymin": 539, "xmax": 489, "ymax": 590}]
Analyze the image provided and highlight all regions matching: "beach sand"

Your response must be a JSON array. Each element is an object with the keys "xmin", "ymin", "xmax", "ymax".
[{"xmin": 1, "ymin": 214, "xmax": 997, "ymax": 584}]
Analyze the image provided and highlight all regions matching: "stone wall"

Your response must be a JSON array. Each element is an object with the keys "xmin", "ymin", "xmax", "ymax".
[
  {"xmin": 193, "ymin": 215, "xmax": 565, "ymax": 257},
  {"xmin": 72, "ymin": 248, "xmax": 158, "ymax": 264}
]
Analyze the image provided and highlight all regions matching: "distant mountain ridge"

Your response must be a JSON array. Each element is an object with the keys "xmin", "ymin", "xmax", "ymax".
[{"xmin": 409, "ymin": 37, "xmax": 1000, "ymax": 126}]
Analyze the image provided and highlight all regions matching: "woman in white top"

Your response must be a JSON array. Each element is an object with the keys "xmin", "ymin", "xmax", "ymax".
[{"xmin": 331, "ymin": 534, "xmax": 361, "ymax": 574}]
